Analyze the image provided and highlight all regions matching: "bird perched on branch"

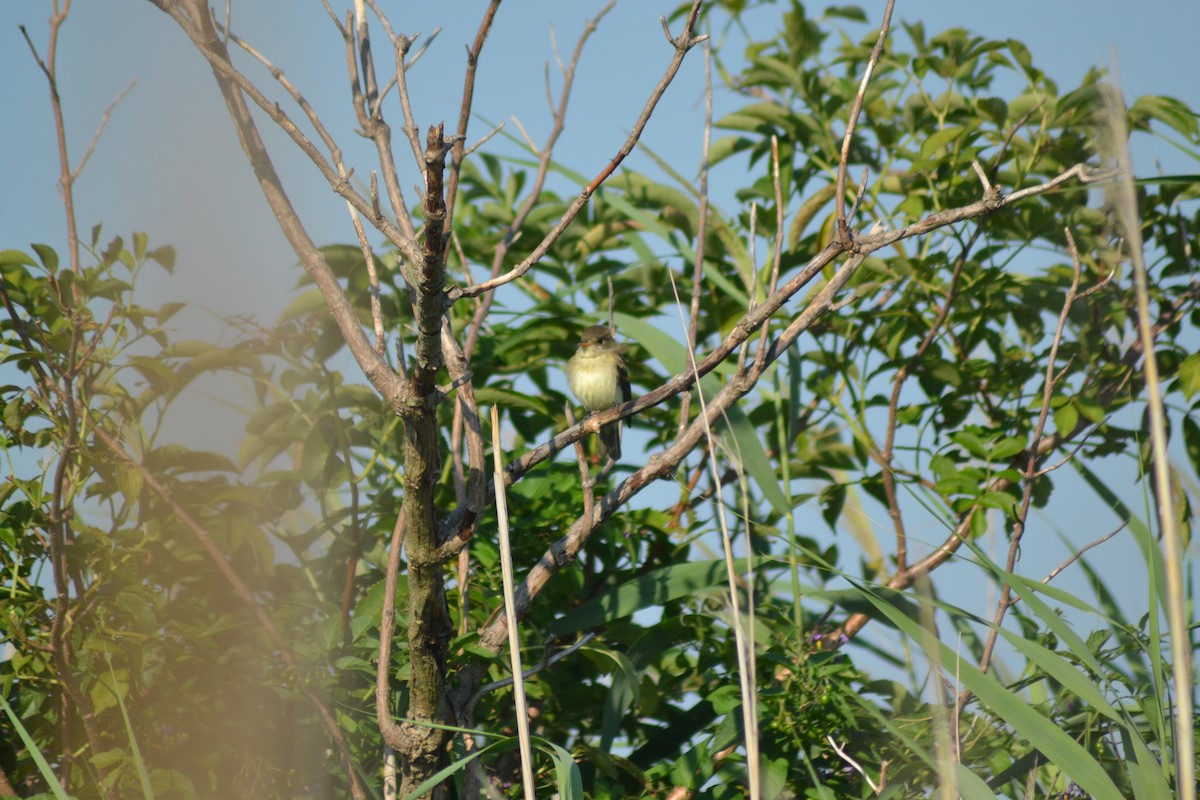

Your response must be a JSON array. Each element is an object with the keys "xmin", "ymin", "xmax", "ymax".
[{"xmin": 566, "ymin": 324, "xmax": 631, "ymax": 463}]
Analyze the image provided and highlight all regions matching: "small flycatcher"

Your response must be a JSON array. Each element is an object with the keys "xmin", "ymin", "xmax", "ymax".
[{"xmin": 566, "ymin": 324, "xmax": 631, "ymax": 462}]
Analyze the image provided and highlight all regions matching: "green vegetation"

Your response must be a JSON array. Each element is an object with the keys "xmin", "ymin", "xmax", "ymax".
[{"xmin": 3, "ymin": 2, "xmax": 1198, "ymax": 798}]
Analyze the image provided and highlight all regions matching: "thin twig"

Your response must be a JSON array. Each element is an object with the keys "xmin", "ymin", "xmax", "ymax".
[
  {"xmin": 1006, "ymin": 524, "xmax": 1126, "ymax": 609},
  {"xmin": 463, "ymin": 121, "xmax": 506, "ymax": 158},
  {"xmin": 827, "ymin": 736, "xmax": 883, "ymax": 794},
  {"xmin": 833, "ymin": 0, "xmax": 896, "ymax": 240},
  {"xmin": 390, "ymin": 32, "xmax": 428, "ymax": 176},
  {"xmin": 566, "ymin": 406, "xmax": 595, "ymax": 534},
  {"xmin": 753, "ymin": 135, "xmax": 786, "ymax": 374},
  {"xmin": 1035, "ymin": 416, "xmax": 1110, "ymax": 477},
  {"xmin": 407, "ymin": 27, "xmax": 441, "ymax": 68},
  {"xmin": 72, "ymin": 80, "xmax": 137, "ymax": 180},
  {"xmin": 349, "ymin": 204, "xmax": 385, "ymax": 353},
  {"xmin": 963, "ymin": 226, "xmax": 1082, "ymax": 708},
  {"xmin": 469, "ymin": 633, "xmax": 596, "ymax": 707},
  {"xmin": 678, "ymin": 38, "xmax": 713, "ymax": 438},
  {"xmin": 20, "ymin": 8, "xmax": 80, "ymax": 275},
  {"xmin": 443, "ymin": 0, "xmax": 503, "ymax": 233},
  {"xmin": 455, "ymin": 0, "xmax": 707, "ymax": 299},
  {"xmin": 845, "ymin": 166, "xmax": 870, "ymax": 225}
]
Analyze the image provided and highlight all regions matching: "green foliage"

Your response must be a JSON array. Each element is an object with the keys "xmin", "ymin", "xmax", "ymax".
[{"xmin": 5, "ymin": 1, "xmax": 1200, "ymax": 798}]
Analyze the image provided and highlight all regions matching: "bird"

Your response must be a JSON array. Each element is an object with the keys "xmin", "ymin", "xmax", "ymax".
[{"xmin": 565, "ymin": 324, "xmax": 631, "ymax": 462}]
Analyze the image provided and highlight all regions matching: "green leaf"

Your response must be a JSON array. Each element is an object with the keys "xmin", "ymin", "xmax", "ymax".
[
  {"xmin": 475, "ymin": 386, "xmax": 549, "ymax": 414},
  {"xmin": 920, "ymin": 126, "xmax": 967, "ymax": 160},
  {"xmin": 707, "ymin": 684, "xmax": 742, "ymax": 714},
  {"xmin": 975, "ymin": 490, "xmax": 1017, "ymax": 511},
  {"xmin": 538, "ymin": 739, "xmax": 584, "ymax": 799},
  {"xmin": 955, "ymin": 764, "xmax": 1000, "ymax": 799},
  {"xmin": 0, "ymin": 249, "xmax": 36, "ymax": 268},
  {"xmin": 0, "ymin": 693, "xmax": 71, "ymax": 800},
  {"xmin": 1183, "ymin": 413, "xmax": 1200, "ymax": 479},
  {"xmin": 31, "ymin": 243, "xmax": 59, "ymax": 273},
  {"xmin": 115, "ymin": 461, "xmax": 144, "ymax": 501},
  {"xmin": 156, "ymin": 301, "xmax": 186, "ymax": 325},
  {"xmin": 824, "ymin": 6, "xmax": 868, "ymax": 22},
  {"xmin": 995, "ymin": 625, "xmax": 1122, "ymax": 724},
  {"xmin": 148, "ymin": 245, "xmax": 176, "ymax": 272},
  {"xmin": 720, "ymin": 404, "xmax": 792, "ymax": 518},
  {"xmin": 598, "ymin": 649, "xmax": 638, "ymax": 754},
  {"xmin": 90, "ymin": 667, "xmax": 129, "ymax": 715},
  {"xmin": 977, "ymin": 96, "xmax": 1008, "ymax": 126},
  {"xmin": 350, "ymin": 580, "xmax": 387, "ymax": 641},
  {"xmin": 104, "ymin": 652, "xmax": 156, "ymax": 800},
  {"xmin": 1053, "ymin": 401, "xmax": 1079, "ymax": 435},
  {"xmin": 1130, "ymin": 95, "xmax": 1200, "ymax": 139},
  {"xmin": 988, "ymin": 436, "xmax": 1026, "ymax": 461},
  {"xmin": 1007, "ymin": 38, "xmax": 1033, "ymax": 72},
  {"xmin": 1178, "ymin": 352, "xmax": 1200, "ymax": 400}
]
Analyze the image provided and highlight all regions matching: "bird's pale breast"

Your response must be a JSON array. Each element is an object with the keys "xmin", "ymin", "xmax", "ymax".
[{"xmin": 567, "ymin": 352, "xmax": 623, "ymax": 411}]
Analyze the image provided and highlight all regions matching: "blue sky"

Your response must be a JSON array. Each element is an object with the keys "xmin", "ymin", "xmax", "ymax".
[
  {"xmin": 4, "ymin": 1, "xmax": 1198, "ymax": 676},
  {"xmin": 5, "ymin": 1, "xmax": 1197, "ymax": 330}
]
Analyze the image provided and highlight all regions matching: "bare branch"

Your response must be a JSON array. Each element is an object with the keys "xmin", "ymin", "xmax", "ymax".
[
  {"xmin": 20, "ymin": 6, "xmax": 80, "ymax": 275},
  {"xmin": 455, "ymin": 0, "xmax": 707, "ymax": 300},
  {"xmin": 1010, "ymin": 524, "xmax": 1126, "ymax": 607},
  {"xmin": 322, "ymin": 2, "xmax": 421, "ymax": 251},
  {"xmin": 963, "ymin": 226, "xmax": 1083, "ymax": 710},
  {"xmin": 679, "ymin": 39, "xmax": 714, "ymax": 437},
  {"xmin": 391, "ymin": 33, "xmax": 429, "ymax": 175},
  {"xmin": 834, "ymin": 0, "xmax": 895, "ymax": 240},
  {"xmin": 827, "ymin": 736, "xmax": 884, "ymax": 794},
  {"xmin": 566, "ymin": 405, "xmax": 595, "ymax": 535},
  {"xmin": 72, "ymin": 79, "xmax": 137, "ymax": 180},
  {"xmin": 462, "ymin": 120, "xmax": 505, "ymax": 157},
  {"xmin": 462, "ymin": 1, "xmax": 615, "ymax": 365},
  {"xmin": 443, "ymin": 0, "xmax": 503, "ymax": 233}
]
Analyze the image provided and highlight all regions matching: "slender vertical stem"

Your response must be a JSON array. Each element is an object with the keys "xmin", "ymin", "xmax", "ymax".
[
  {"xmin": 491, "ymin": 406, "xmax": 537, "ymax": 800},
  {"xmin": 1104, "ymin": 82, "xmax": 1194, "ymax": 800}
]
